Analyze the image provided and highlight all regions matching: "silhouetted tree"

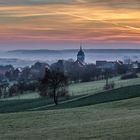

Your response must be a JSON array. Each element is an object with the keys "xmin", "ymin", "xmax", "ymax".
[
  {"xmin": 9, "ymin": 84, "xmax": 18, "ymax": 97},
  {"xmin": 117, "ymin": 64, "xmax": 128, "ymax": 74},
  {"xmin": 39, "ymin": 68, "xmax": 68, "ymax": 105}
]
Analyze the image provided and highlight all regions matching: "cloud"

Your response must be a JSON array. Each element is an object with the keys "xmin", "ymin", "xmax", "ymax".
[
  {"xmin": 0, "ymin": 0, "xmax": 140, "ymax": 45},
  {"xmin": 2, "ymin": 0, "xmax": 140, "ymax": 8},
  {"xmin": 76, "ymin": 0, "xmax": 140, "ymax": 8},
  {"xmin": 0, "ymin": 0, "xmax": 75, "ymax": 5}
]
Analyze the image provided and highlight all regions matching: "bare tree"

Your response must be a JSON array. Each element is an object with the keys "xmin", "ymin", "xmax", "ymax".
[{"xmin": 40, "ymin": 68, "xmax": 68, "ymax": 105}]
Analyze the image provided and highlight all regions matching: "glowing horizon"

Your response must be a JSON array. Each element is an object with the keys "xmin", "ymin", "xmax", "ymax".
[{"xmin": 0, "ymin": 0, "xmax": 140, "ymax": 49}]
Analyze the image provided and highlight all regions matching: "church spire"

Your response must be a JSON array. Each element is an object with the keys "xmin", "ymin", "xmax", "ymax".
[
  {"xmin": 80, "ymin": 43, "xmax": 82, "ymax": 50},
  {"xmin": 77, "ymin": 43, "xmax": 85, "ymax": 63}
]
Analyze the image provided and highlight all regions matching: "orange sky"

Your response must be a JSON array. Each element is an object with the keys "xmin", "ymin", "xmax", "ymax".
[{"xmin": 0, "ymin": 0, "xmax": 140, "ymax": 49}]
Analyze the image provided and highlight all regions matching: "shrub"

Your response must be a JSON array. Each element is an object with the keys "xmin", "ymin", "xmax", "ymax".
[{"xmin": 121, "ymin": 72, "xmax": 138, "ymax": 80}]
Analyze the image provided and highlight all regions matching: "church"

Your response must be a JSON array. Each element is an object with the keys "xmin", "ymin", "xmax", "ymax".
[{"xmin": 75, "ymin": 45, "xmax": 86, "ymax": 66}]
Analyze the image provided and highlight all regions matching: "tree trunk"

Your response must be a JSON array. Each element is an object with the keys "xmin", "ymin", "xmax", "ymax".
[
  {"xmin": 106, "ymin": 77, "xmax": 108, "ymax": 86},
  {"xmin": 53, "ymin": 88, "xmax": 58, "ymax": 105}
]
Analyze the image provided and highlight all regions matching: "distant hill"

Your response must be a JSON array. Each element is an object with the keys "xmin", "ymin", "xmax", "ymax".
[
  {"xmin": 8, "ymin": 49, "xmax": 140, "ymax": 54},
  {"xmin": 6, "ymin": 49, "xmax": 140, "ymax": 67}
]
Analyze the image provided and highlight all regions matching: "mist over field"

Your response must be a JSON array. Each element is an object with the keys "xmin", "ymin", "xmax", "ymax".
[{"xmin": 0, "ymin": 49, "xmax": 140, "ymax": 67}]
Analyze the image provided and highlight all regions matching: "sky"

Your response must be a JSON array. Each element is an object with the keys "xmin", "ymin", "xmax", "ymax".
[{"xmin": 0, "ymin": 0, "xmax": 140, "ymax": 50}]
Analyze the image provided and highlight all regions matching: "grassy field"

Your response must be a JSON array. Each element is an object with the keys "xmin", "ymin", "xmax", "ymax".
[
  {"xmin": 2, "ymin": 92, "xmax": 40, "ymax": 100},
  {"xmin": 0, "ymin": 96, "xmax": 140, "ymax": 139},
  {"xmin": 0, "ymin": 84, "xmax": 140, "ymax": 113},
  {"xmin": 69, "ymin": 75, "xmax": 140, "ymax": 96},
  {"xmin": 2, "ymin": 75, "xmax": 140, "ymax": 101},
  {"xmin": 0, "ymin": 95, "xmax": 82, "ymax": 113},
  {"xmin": 36, "ymin": 85, "xmax": 140, "ymax": 110},
  {"xmin": 0, "ymin": 79, "xmax": 140, "ymax": 139}
]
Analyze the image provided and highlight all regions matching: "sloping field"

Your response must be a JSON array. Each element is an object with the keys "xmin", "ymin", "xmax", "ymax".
[
  {"xmin": 35, "ymin": 85, "xmax": 140, "ymax": 110},
  {"xmin": 0, "ymin": 95, "xmax": 81, "ymax": 113},
  {"xmin": 2, "ymin": 76, "xmax": 140, "ymax": 100},
  {"xmin": 69, "ymin": 75, "xmax": 140, "ymax": 96},
  {"xmin": 1, "ymin": 85, "xmax": 140, "ymax": 113},
  {"xmin": 0, "ymin": 96, "xmax": 140, "ymax": 140}
]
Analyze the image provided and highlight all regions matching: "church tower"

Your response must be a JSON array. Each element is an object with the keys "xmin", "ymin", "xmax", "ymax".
[{"xmin": 77, "ymin": 45, "xmax": 85, "ymax": 64}]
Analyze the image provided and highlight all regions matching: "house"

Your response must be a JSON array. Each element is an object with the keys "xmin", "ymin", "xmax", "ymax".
[
  {"xmin": 96, "ymin": 61, "xmax": 117, "ymax": 70},
  {"xmin": 131, "ymin": 61, "xmax": 139, "ymax": 72}
]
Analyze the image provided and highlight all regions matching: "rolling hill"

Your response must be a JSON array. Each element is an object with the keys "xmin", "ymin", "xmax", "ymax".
[
  {"xmin": 1, "ymin": 80, "xmax": 140, "ymax": 139},
  {"xmin": 0, "ymin": 95, "xmax": 140, "ymax": 139}
]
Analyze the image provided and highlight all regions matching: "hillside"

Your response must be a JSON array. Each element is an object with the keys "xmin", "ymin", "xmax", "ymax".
[
  {"xmin": 8, "ymin": 49, "xmax": 140, "ymax": 54},
  {"xmin": 0, "ymin": 96, "xmax": 140, "ymax": 140},
  {"xmin": 1, "ymin": 81, "xmax": 140, "ymax": 139},
  {"xmin": 3, "ymin": 75, "xmax": 140, "ymax": 101},
  {"xmin": 1, "ymin": 84, "xmax": 140, "ymax": 113}
]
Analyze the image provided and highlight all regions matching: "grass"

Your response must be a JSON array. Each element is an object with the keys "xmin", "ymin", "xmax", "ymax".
[
  {"xmin": 1, "ymin": 80, "xmax": 140, "ymax": 139},
  {"xmin": 0, "ymin": 98, "xmax": 50, "ymax": 113},
  {"xmin": 1, "ymin": 84, "xmax": 140, "ymax": 113},
  {"xmin": 0, "ymin": 95, "xmax": 81, "ymax": 113},
  {"xmin": 2, "ymin": 92, "xmax": 40, "ymax": 100},
  {"xmin": 2, "ymin": 75, "xmax": 140, "ymax": 101},
  {"xmin": 69, "ymin": 75, "xmax": 140, "ymax": 96},
  {"xmin": 0, "ymin": 96, "xmax": 140, "ymax": 139},
  {"xmin": 36, "ymin": 85, "xmax": 140, "ymax": 110},
  {"xmin": 93, "ymin": 96, "xmax": 140, "ymax": 110}
]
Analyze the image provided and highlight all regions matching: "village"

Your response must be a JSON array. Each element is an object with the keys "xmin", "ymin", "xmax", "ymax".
[{"xmin": 0, "ymin": 47, "xmax": 139, "ymax": 99}]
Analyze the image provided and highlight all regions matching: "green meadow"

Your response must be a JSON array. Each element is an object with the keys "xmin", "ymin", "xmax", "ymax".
[
  {"xmin": 3, "ymin": 75, "xmax": 140, "ymax": 101},
  {"xmin": 0, "ymin": 96, "xmax": 140, "ymax": 140},
  {"xmin": 0, "ymin": 77, "xmax": 140, "ymax": 139}
]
